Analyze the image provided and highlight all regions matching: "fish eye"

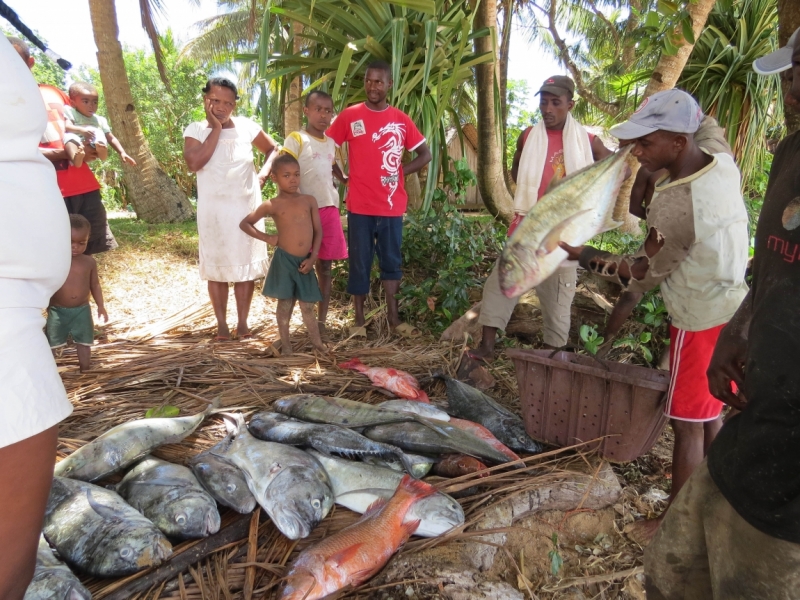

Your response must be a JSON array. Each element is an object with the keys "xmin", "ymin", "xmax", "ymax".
[
  {"xmin": 226, "ymin": 483, "xmax": 237, "ymax": 492},
  {"xmin": 311, "ymin": 499, "xmax": 321, "ymax": 509},
  {"xmin": 119, "ymin": 547, "xmax": 133, "ymax": 559},
  {"xmin": 176, "ymin": 514, "xmax": 187, "ymax": 525}
]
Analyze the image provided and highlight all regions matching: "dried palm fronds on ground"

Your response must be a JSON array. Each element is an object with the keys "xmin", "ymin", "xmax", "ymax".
[{"xmin": 51, "ymin": 221, "xmax": 669, "ymax": 599}]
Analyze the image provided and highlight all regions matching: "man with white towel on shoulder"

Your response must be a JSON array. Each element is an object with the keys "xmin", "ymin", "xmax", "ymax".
[{"xmin": 466, "ymin": 75, "xmax": 614, "ymax": 364}]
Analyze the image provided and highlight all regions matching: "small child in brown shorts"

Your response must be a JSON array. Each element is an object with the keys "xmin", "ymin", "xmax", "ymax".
[
  {"xmin": 46, "ymin": 214, "xmax": 108, "ymax": 371},
  {"xmin": 239, "ymin": 154, "xmax": 326, "ymax": 355}
]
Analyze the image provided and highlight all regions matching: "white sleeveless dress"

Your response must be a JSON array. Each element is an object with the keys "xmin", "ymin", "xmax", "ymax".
[
  {"xmin": 0, "ymin": 37, "xmax": 73, "ymax": 448},
  {"xmin": 183, "ymin": 117, "xmax": 269, "ymax": 282}
]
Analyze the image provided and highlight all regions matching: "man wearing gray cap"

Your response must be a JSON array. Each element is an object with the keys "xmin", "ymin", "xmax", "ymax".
[
  {"xmin": 640, "ymin": 29, "xmax": 800, "ymax": 599},
  {"xmin": 463, "ymin": 75, "xmax": 612, "ymax": 370},
  {"xmin": 561, "ymin": 88, "xmax": 750, "ymax": 542}
]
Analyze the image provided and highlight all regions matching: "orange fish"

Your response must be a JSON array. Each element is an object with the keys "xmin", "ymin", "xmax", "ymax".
[
  {"xmin": 433, "ymin": 454, "xmax": 489, "ymax": 478},
  {"xmin": 448, "ymin": 418, "xmax": 521, "ymax": 462},
  {"xmin": 338, "ymin": 358, "xmax": 430, "ymax": 403},
  {"xmin": 280, "ymin": 475, "xmax": 437, "ymax": 600}
]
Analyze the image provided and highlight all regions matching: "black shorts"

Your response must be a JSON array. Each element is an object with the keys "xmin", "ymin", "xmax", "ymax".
[{"xmin": 64, "ymin": 189, "xmax": 118, "ymax": 255}]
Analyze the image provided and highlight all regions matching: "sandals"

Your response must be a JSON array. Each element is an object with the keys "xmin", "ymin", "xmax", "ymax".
[{"xmin": 392, "ymin": 322, "xmax": 422, "ymax": 339}]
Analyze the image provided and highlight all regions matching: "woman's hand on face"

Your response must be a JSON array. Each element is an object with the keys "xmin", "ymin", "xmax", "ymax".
[{"xmin": 205, "ymin": 98, "xmax": 222, "ymax": 129}]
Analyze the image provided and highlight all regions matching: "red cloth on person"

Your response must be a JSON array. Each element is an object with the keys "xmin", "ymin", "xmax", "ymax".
[
  {"xmin": 38, "ymin": 85, "xmax": 100, "ymax": 198},
  {"xmin": 326, "ymin": 103, "xmax": 425, "ymax": 217}
]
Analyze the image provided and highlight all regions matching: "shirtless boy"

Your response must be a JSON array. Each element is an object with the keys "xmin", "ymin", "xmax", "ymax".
[
  {"xmin": 46, "ymin": 214, "xmax": 108, "ymax": 371},
  {"xmin": 240, "ymin": 154, "xmax": 326, "ymax": 355}
]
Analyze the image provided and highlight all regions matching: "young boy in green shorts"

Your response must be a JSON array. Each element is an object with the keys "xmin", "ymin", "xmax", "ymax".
[
  {"xmin": 240, "ymin": 154, "xmax": 327, "ymax": 355},
  {"xmin": 46, "ymin": 214, "xmax": 108, "ymax": 371}
]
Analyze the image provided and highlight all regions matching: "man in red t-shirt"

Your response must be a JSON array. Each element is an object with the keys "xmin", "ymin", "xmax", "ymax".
[
  {"xmin": 327, "ymin": 60, "xmax": 431, "ymax": 337},
  {"xmin": 465, "ymin": 75, "xmax": 613, "ymax": 365},
  {"xmin": 10, "ymin": 37, "xmax": 117, "ymax": 255}
]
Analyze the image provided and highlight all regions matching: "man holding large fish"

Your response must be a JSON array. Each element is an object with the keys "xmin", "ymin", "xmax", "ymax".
[
  {"xmin": 560, "ymin": 89, "xmax": 750, "ymax": 541},
  {"xmin": 465, "ymin": 75, "xmax": 614, "ymax": 365}
]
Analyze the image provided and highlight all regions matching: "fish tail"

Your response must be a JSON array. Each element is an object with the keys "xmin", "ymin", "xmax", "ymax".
[
  {"xmin": 337, "ymin": 358, "xmax": 364, "ymax": 371},
  {"xmin": 401, "ymin": 518, "xmax": 422, "ymax": 537},
  {"xmin": 397, "ymin": 474, "xmax": 437, "ymax": 501}
]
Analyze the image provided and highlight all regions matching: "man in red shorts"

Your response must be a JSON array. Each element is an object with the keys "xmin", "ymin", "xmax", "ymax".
[
  {"xmin": 9, "ymin": 36, "xmax": 117, "ymax": 255},
  {"xmin": 560, "ymin": 89, "xmax": 750, "ymax": 540}
]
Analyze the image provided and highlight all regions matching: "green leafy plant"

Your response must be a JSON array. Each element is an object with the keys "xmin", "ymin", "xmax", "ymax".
[
  {"xmin": 398, "ymin": 158, "xmax": 503, "ymax": 334},
  {"xmin": 614, "ymin": 331, "xmax": 654, "ymax": 363},
  {"xmin": 579, "ymin": 324, "xmax": 604, "ymax": 355},
  {"xmin": 548, "ymin": 533, "xmax": 563, "ymax": 577},
  {"xmin": 145, "ymin": 405, "xmax": 180, "ymax": 418},
  {"xmin": 638, "ymin": 295, "xmax": 668, "ymax": 328}
]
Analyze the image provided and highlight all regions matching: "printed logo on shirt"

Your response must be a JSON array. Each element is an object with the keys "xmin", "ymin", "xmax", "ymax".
[
  {"xmin": 550, "ymin": 149, "xmax": 566, "ymax": 182},
  {"xmin": 372, "ymin": 122, "xmax": 406, "ymax": 209},
  {"xmin": 351, "ymin": 120, "xmax": 367, "ymax": 137}
]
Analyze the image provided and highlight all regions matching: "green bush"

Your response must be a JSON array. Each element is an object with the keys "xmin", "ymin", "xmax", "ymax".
[{"xmin": 398, "ymin": 158, "xmax": 504, "ymax": 333}]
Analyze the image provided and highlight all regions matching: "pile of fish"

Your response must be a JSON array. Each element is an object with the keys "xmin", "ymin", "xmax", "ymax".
[{"xmin": 29, "ymin": 364, "xmax": 544, "ymax": 600}]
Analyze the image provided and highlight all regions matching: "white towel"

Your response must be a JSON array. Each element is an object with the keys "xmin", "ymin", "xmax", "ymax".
[{"xmin": 513, "ymin": 114, "xmax": 594, "ymax": 214}]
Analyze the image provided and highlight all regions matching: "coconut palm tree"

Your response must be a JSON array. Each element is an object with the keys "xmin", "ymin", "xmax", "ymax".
[{"xmin": 87, "ymin": 0, "xmax": 194, "ymax": 223}]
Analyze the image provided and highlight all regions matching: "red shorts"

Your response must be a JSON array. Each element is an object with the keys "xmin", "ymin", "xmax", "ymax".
[
  {"xmin": 317, "ymin": 206, "xmax": 348, "ymax": 261},
  {"xmin": 665, "ymin": 324, "xmax": 725, "ymax": 422}
]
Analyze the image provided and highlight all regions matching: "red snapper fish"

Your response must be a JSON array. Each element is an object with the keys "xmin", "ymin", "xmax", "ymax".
[
  {"xmin": 448, "ymin": 417, "xmax": 521, "ymax": 462},
  {"xmin": 338, "ymin": 358, "xmax": 430, "ymax": 403},
  {"xmin": 279, "ymin": 475, "xmax": 436, "ymax": 600}
]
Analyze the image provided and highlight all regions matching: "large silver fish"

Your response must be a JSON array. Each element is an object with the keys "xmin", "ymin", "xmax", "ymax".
[
  {"xmin": 116, "ymin": 456, "xmax": 221, "ymax": 539},
  {"xmin": 499, "ymin": 146, "xmax": 631, "ymax": 297},
  {"xmin": 309, "ymin": 451, "xmax": 463, "ymax": 538},
  {"xmin": 43, "ymin": 477, "xmax": 172, "ymax": 578},
  {"xmin": 210, "ymin": 415, "xmax": 333, "ymax": 540},
  {"xmin": 23, "ymin": 536, "xmax": 91, "ymax": 600},
  {"xmin": 54, "ymin": 407, "xmax": 210, "ymax": 482},
  {"xmin": 437, "ymin": 375, "xmax": 543, "ymax": 454},
  {"xmin": 362, "ymin": 421, "xmax": 513, "ymax": 465},
  {"xmin": 249, "ymin": 412, "xmax": 418, "ymax": 474},
  {"xmin": 189, "ymin": 438, "xmax": 257, "ymax": 515}
]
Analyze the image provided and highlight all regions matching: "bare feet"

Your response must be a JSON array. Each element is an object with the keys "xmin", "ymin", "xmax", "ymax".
[
  {"xmin": 624, "ymin": 516, "xmax": 663, "ymax": 546},
  {"xmin": 66, "ymin": 142, "xmax": 85, "ymax": 168},
  {"xmin": 280, "ymin": 343, "xmax": 293, "ymax": 357}
]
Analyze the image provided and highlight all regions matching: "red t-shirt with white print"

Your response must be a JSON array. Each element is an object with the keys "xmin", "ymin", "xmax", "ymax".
[{"xmin": 326, "ymin": 103, "xmax": 425, "ymax": 217}]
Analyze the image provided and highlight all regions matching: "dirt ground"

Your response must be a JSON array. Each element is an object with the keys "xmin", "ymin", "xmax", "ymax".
[{"xmin": 75, "ymin": 214, "xmax": 675, "ymax": 598}]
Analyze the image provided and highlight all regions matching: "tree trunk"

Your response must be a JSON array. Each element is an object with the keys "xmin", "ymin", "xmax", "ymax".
[
  {"xmin": 779, "ymin": 0, "xmax": 800, "ymax": 134},
  {"xmin": 614, "ymin": 0, "xmax": 718, "ymax": 233},
  {"xmin": 499, "ymin": 0, "xmax": 514, "ymax": 193},
  {"xmin": 474, "ymin": 0, "xmax": 514, "ymax": 224},
  {"xmin": 284, "ymin": 20, "xmax": 304, "ymax": 136},
  {"xmin": 88, "ymin": 0, "xmax": 194, "ymax": 223}
]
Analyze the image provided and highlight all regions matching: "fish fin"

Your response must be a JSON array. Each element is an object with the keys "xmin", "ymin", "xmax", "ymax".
[
  {"xmin": 328, "ymin": 543, "xmax": 364, "ymax": 568},
  {"xmin": 395, "ymin": 451, "xmax": 423, "ymax": 479},
  {"xmin": 219, "ymin": 412, "xmax": 244, "ymax": 435},
  {"xmin": 413, "ymin": 415, "xmax": 451, "ymax": 437},
  {"xmin": 126, "ymin": 478, "xmax": 193, "ymax": 488},
  {"xmin": 86, "ymin": 489, "xmax": 121, "ymax": 522},
  {"xmin": 364, "ymin": 497, "xmax": 389, "ymax": 516},
  {"xmin": 537, "ymin": 209, "xmax": 593, "ymax": 256},
  {"xmin": 337, "ymin": 358, "xmax": 364, "ymax": 371},
  {"xmin": 402, "ymin": 518, "xmax": 422, "ymax": 537},
  {"xmin": 398, "ymin": 474, "xmax": 438, "ymax": 499}
]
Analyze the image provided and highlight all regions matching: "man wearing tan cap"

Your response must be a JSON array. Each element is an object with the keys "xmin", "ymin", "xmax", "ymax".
[
  {"xmin": 639, "ymin": 29, "xmax": 800, "ymax": 600},
  {"xmin": 464, "ymin": 75, "xmax": 612, "ymax": 367}
]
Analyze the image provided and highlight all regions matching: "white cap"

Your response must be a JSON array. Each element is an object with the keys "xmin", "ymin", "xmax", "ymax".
[
  {"xmin": 609, "ymin": 89, "xmax": 703, "ymax": 140},
  {"xmin": 754, "ymin": 27, "xmax": 799, "ymax": 75}
]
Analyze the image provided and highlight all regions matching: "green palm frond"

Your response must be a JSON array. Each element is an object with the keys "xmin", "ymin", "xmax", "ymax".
[
  {"xmin": 246, "ymin": 0, "xmax": 491, "ymax": 209},
  {"xmin": 679, "ymin": 0, "xmax": 783, "ymax": 187}
]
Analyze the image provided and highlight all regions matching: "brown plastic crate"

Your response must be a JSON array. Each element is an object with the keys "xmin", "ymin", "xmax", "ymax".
[{"xmin": 507, "ymin": 349, "xmax": 670, "ymax": 462}]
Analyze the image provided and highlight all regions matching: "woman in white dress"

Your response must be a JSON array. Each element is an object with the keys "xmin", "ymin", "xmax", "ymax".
[
  {"xmin": 184, "ymin": 78, "xmax": 277, "ymax": 340},
  {"xmin": 1, "ymin": 37, "xmax": 74, "ymax": 597}
]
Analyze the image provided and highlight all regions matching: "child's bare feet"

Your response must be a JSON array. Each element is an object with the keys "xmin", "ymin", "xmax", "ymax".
[
  {"xmin": 66, "ymin": 142, "xmax": 85, "ymax": 168},
  {"xmin": 95, "ymin": 143, "xmax": 108, "ymax": 160},
  {"xmin": 280, "ymin": 342, "xmax": 293, "ymax": 356}
]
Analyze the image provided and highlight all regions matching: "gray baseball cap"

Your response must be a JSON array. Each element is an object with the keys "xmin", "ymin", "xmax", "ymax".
[
  {"xmin": 610, "ymin": 89, "xmax": 703, "ymax": 140},
  {"xmin": 753, "ymin": 27, "xmax": 799, "ymax": 75}
]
